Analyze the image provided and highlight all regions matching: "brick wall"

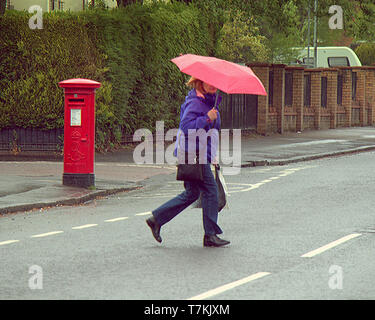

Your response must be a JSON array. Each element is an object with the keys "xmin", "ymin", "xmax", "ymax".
[
  {"xmin": 251, "ymin": 65, "xmax": 269, "ymax": 135},
  {"xmin": 246, "ymin": 63, "xmax": 375, "ymax": 135},
  {"xmin": 365, "ymin": 68, "xmax": 375, "ymax": 125}
]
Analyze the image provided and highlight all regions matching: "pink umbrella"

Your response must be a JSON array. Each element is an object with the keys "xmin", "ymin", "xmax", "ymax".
[{"xmin": 171, "ymin": 54, "xmax": 267, "ymax": 96}]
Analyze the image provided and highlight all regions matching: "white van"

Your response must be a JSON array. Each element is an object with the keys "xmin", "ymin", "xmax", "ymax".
[{"xmin": 293, "ymin": 46, "xmax": 362, "ymax": 68}]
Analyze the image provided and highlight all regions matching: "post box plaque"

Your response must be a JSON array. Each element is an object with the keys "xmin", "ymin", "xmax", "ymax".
[{"xmin": 70, "ymin": 109, "xmax": 81, "ymax": 126}]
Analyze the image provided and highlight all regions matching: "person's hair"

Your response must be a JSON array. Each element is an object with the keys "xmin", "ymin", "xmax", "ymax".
[{"xmin": 186, "ymin": 77, "xmax": 207, "ymax": 94}]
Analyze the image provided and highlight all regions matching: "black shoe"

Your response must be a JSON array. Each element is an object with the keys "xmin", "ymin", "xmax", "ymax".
[
  {"xmin": 146, "ymin": 216, "xmax": 162, "ymax": 243},
  {"xmin": 203, "ymin": 235, "xmax": 230, "ymax": 247}
]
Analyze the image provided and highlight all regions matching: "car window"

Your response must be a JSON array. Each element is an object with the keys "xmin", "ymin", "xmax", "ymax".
[
  {"xmin": 328, "ymin": 57, "xmax": 349, "ymax": 67},
  {"xmin": 303, "ymin": 57, "xmax": 314, "ymax": 65}
]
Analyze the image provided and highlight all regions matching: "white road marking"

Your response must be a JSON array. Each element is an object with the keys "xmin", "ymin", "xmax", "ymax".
[
  {"xmin": 233, "ymin": 183, "xmax": 264, "ymax": 193},
  {"xmin": 301, "ymin": 233, "xmax": 362, "ymax": 258},
  {"xmin": 104, "ymin": 217, "xmax": 129, "ymax": 222},
  {"xmin": 31, "ymin": 231, "xmax": 64, "ymax": 238},
  {"xmin": 126, "ymin": 165, "xmax": 316, "ymax": 198},
  {"xmin": 127, "ymin": 165, "xmax": 316, "ymax": 199},
  {"xmin": 0, "ymin": 240, "xmax": 20, "ymax": 246},
  {"xmin": 186, "ymin": 272, "xmax": 271, "ymax": 300},
  {"xmin": 72, "ymin": 224, "xmax": 98, "ymax": 230},
  {"xmin": 135, "ymin": 211, "xmax": 152, "ymax": 216},
  {"xmin": 226, "ymin": 182, "xmax": 258, "ymax": 186}
]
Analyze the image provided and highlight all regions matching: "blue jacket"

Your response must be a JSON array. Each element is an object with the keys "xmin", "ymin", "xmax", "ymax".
[{"xmin": 174, "ymin": 89, "xmax": 222, "ymax": 163}]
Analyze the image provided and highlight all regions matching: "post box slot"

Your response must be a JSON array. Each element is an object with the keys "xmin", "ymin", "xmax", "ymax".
[{"xmin": 69, "ymin": 98, "xmax": 84, "ymax": 103}]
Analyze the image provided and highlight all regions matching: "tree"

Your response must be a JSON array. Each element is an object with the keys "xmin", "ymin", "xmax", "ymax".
[
  {"xmin": 346, "ymin": 0, "xmax": 375, "ymax": 41},
  {"xmin": 216, "ymin": 10, "xmax": 270, "ymax": 63},
  {"xmin": 117, "ymin": 0, "xmax": 374, "ymax": 61},
  {"xmin": 293, "ymin": 0, "xmax": 375, "ymax": 43},
  {"xmin": 234, "ymin": 0, "xmax": 305, "ymax": 63}
]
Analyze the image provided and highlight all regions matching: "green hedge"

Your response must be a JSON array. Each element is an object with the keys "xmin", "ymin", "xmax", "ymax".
[
  {"xmin": 355, "ymin": 42, "xmax": 375, "ymax": 66},
  {"xmin": 0, "ymin": 9, "xmax": 107, "ymax": 147},
  {"xmin": 0, "ymin": 3, "xmax": 219, "ymax": 151}
]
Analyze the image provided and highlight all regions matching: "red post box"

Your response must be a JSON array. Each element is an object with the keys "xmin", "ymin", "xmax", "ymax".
[{"xmin": 59, "ymin": 78, "xmax": 101, "ymax": 188}]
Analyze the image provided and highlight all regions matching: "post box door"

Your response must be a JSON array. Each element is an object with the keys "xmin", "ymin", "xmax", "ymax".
[{"xmin": 65, "ymin": 95, "xmax": 92, "ymax": 172}]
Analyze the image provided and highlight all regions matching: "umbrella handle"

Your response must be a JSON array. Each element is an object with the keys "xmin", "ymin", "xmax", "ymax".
[
  {"xmin": 210, "ymin": 90, "xmax": 220, "ymax": 128},
  {"xmin": 214, "ymin": 90, "xmax": 220, "ymax": 110}
]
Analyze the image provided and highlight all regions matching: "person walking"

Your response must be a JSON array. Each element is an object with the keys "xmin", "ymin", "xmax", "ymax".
[{"xmin": 146, "ymin": 77, "xmax": 230, "ymax": 247}]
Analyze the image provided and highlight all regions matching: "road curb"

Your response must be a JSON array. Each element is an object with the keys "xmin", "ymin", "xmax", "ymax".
[
  {"xmin": 0, "ymin": 185, "xmax": 141, "ymax": 216},
  {"xmin": 241, "ymin": 146, "xmax": 375, "ymax": 167}
]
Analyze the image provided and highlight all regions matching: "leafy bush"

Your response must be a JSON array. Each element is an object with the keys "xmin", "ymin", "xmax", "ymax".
[
  {"xmin": 0, "ymin": 10, "xmax": 105, "ymax": 128},
  {"xmin": 0, "ymin": 3, "xmax": 220, "ymax": 150},
  {"xmin": 355, "ymin": 42, "xmax": 375, "ymax": 66}
]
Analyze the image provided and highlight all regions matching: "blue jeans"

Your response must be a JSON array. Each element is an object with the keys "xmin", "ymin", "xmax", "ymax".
[{"xmin": 152, "ymin": 164, "xmax": 223, "ymax": 236}]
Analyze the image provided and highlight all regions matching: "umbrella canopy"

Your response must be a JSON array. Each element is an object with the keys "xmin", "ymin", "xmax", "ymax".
[{"xmin": 171, "ymin": 54, "xmax": 267, "ymax": 96}]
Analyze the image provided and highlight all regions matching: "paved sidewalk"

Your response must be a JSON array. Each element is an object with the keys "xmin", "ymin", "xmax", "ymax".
[
  {"xmin": 240, "ymin": 126, "xmax": 375, "ymax": 166},
  {"xmin": 0, "ymin": 127, "xmax": 374, "ymax": 215}
]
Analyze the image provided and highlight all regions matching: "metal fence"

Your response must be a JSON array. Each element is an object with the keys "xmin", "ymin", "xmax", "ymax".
[
  {"xmin": 284, "ymin": 72, "xmax": 293, "ymax": 107},
  {"xmin": 0, "ymin": 127, "xmax": 64, "ymax": 152},
  {"xmin": 321, "ymin": 76, "xmax": 327, "ymax": 108},
  {"xmin": 220, "ymin": 93, "xmax": 258, "ymax": 130}
]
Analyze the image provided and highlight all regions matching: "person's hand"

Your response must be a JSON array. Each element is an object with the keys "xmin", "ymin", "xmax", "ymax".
[
  {"xmin": 212, "ymin": 156, "xmax": 219, "ymax": 166},
  {"xmin": 207, "ymin": 108, "xmax": 218, "ymax": 121}
]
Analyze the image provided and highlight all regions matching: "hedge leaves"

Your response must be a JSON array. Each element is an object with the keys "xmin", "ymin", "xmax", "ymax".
[{"xmin": 0, "ymin": 2, "xmax": 219, "ymax": 151}]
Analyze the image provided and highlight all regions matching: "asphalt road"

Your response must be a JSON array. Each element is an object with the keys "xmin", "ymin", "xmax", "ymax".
[{"xmin": 1, "ymin": 152, "xmax": 375, "ymax": 300}]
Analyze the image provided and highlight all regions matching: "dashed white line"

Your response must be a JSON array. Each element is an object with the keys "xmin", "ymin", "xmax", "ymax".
[
  {"xmin": 186, "ymin": 272, "xmax": 271, "ymax": 300},
  {"xmin": 260, "ymin": 179, "xmax": 273, "ymax": 183},
  {"xmin": 301, "ymin": 233, "xmax": 362, "ymax": 258},
  {"xmin": 0, "ymin": 240, "xmax": 20, "ymax": 246},
  {"xmin": 135, "ymin": 211, "xmax": 152, "ymax": 216},
  {"xmin": 31, "ymin": 231, "xmax": 64, "ymax": 238},
  {"xmin": 105, "ymin": 217, "xmax": 129, "ymax": 222},
  {"xmin": 72, "ymin": 224, "xmax": 98, "ymax": 230}
]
